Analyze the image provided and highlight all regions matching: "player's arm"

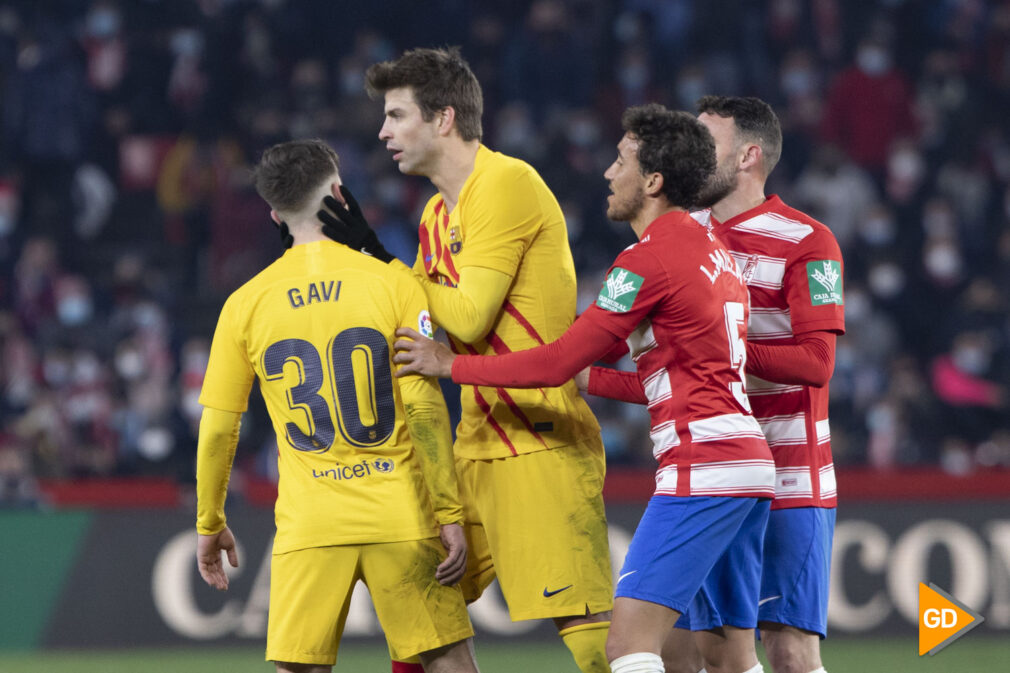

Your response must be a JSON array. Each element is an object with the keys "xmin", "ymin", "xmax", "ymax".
[
  {"xmin": 392, "ymin": 259, "xmax": 513, "ymax": 343},
  {"xmin": 194, "ymin": 295, "xmax": 254, "ymax": 591},
  {"xmin": 394, "ymin": 252, "xmax": 658, "ymax": 388},
  {"xmin": 587, "ymin": 366, "xmax": 648, "ymax": 404},
  {"xmin": 746, "ymin": 331, "xmax": 836, "ymax": 387},
  {"xmin": 752, "ymin": 232, "xmax": 845, "ymax": 388},
  {"xmin": 410, "ymin": 166, "xmax": 545, "ymax": 343},
  {"xmin": 195, "ymin": 406, "xmax": 241, "ymax": 591}
]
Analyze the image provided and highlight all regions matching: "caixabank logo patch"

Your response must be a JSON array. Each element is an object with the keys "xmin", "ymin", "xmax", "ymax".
[{"xmin": 919, "ymin": 582, "xmax": 985, "ymax": 656}]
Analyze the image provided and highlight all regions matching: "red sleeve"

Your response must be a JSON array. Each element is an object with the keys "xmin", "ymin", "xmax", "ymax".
[
  {"xmin": 597, "ymin": 339, "xmax": 630, "ymax": 364},
  {"xmin": 784, "ymin": 229, "xmax": 845, "ymax": 335},
  {"xmin": 587, "ymin": 366, "xmax": 647, "ymax": 404},
  {"xmin": 451, "ymin": 310, "xmax": 624, "ymax": 388},
  {"xmin": 746, "ymin": 331, "xmax": 835, "ymax": 387}
]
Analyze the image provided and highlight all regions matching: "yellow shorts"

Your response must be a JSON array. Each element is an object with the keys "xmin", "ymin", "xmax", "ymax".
[
  {"xmin": 457, "ymin": 437, "xmax": 613, "ymax": 621},
  {"xmin": 266, "ymin": 538, "xmax": 473, "ymax": 665}
]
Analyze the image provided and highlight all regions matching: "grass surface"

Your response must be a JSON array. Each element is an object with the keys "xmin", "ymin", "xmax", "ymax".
[{"xmin": 1, "ymin": 637, "xmax": 1007, "ymax": 672}]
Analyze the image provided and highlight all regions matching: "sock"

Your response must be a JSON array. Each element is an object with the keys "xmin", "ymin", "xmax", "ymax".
[
  {"xmin": 391, "ymin": 659, "xmax": 424, "ymax": 673},
  {"xmin": 609, "ymin": 652, "xmax": 664, "ymax": 673},
  {"xmin": 741, "ymin": 664, "xmax": 764, "ymax": 673},
  {"xmin": 560, "ymin": 621, "xmax": 611, "ymax": 673}
]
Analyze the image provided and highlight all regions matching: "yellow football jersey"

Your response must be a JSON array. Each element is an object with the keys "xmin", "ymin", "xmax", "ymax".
[
  {"xmin": 414, "ymin": 145, "xmax": 600, "ymax": 459},
  {"xmin": 199, "ymin": 240, "xmax": 450, "ymax": 554}
]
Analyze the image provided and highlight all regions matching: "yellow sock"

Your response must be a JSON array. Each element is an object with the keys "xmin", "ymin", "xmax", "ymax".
[{"xmin": 560, "ymin": 621, "xmax": 611, "ymax": 673}]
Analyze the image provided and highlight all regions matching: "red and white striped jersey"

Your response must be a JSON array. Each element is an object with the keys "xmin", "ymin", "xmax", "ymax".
[
  {"xmin": 592, "ymin": 211, "xmax": 775, "ymax": 499},
  {"xmin": 699, "ymin": 195, "xmax": 845, "ymax": 509}
]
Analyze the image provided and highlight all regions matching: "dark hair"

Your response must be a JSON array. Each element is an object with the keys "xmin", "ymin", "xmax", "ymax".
[
  {"xmin": 365, "ymin": 46, "xmax": 483, "ymax": 142},
  {"xmin": 696, "ymin": 95, "xmax": 782, "ymax": 174},
  {"xmin": 252, "ymin": 139, "xmax": 340, "ymax": 213},
  {"xmin": 621, "ymin": 104, "xmax": 716, "ymax": 208}
]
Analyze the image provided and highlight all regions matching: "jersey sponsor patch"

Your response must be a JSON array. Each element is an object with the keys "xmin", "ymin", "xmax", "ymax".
[
  {"xmin": 418, "ymin": 310, "xmax": 434, "ymax": 338},
  {"xmin": 806, "ymin": 260, "xmax": 843, "ymax": 306},
  {"xmin": 596, "ymin": 267, "xmax": 643, "ymax": 313}
]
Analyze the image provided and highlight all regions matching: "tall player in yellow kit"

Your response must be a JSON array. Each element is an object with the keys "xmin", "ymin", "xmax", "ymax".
[
  {"xmin": 194, "ymin": 140, "xmax": 478, "ymax": 673},
  {"xmin": 318, "ymin": 47, "xmax": 613, "ymax": 673}
]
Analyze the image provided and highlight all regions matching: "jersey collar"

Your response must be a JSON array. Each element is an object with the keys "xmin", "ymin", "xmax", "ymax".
[{"xmin": 712, "ymin": 194, "xmax": 784, "ymax": 232}]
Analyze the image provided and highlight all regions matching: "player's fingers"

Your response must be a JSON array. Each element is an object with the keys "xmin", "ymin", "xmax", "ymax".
[
  {"xmin": 394, "ymin": 327, "xmax": 424, "ymax": 341},
  {"xmin": 339, "ymin": 185, "xmax": 364, "ymax": 219},
  {"xmin": 226, "ymin": 546, "xmax": 239, "ymax": 569},
  {"xmin": 392, "ymin": 338, "xmax": 417, "ymax": 352}
]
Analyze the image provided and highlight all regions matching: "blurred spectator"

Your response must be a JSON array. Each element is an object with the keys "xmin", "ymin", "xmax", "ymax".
[
  {"xmin": 1, "ymin": 0, "xmax": 1009, "ymax": 494},
  {"xmin": 820, "ymin": 35, "xmax": 918, "ymax": 175}
]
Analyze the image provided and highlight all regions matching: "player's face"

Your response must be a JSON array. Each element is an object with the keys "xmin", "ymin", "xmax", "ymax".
[
  {"xmin": 603, "ymin": 133, "xmax": 646, "ymax": 222},
  {"xmin": 378, "ymin": 87, "xmax": 439, "ymax": 176},
  {"xmin": 696, "ymin": 112, "xmax": 741, "ymax": 208}
]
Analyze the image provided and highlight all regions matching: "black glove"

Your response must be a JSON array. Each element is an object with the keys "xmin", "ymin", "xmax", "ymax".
[
  {"xmin": 277, "ymin": 221, "xmax": 294, "ymax": 249},
  {"xmin": 317, "ymin": 186, "xmax": 394, "ymax": 263}
]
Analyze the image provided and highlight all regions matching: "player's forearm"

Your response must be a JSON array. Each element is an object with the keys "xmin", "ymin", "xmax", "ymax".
[
  {"xmin": 403, "ymin": 395, "xmax": 463, "ymax": 526},
  {"xmin": 195, "ymin": 407, "xmax": 242, "ymax": 535},
  {"xmin": 588, "ymin": 366, "xmax": 647, "ymax": 404},
  {"xmin": 746, "ymin": 331, "xmax": 836, "ymax": 387},
  {"xmin": 411, "ymin": 264, "xmax": 513, "ymax": 343},
  {"xmin": 451, "ymin": 313, "xmax": 621, "ymax": 388}
]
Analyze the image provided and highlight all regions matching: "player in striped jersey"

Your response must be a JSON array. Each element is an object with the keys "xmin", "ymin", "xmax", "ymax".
[
  {"xmin": 663, "ymin": 97, "xmax": 845, "ymax": 673},
  {"xmin": 394, "ymin": 104, "xmax": 773, "ymax": 673},
  {"xmin": 321, "ymin": 48, "xmax": 613, "ymax": 673}
]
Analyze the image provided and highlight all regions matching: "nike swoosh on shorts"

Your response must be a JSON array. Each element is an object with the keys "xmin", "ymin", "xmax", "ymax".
[
  {"xmin": 618, "ymin": 571, "xmax": 638, "ymax": 584},
  {"xmin": 758, "ymin": 595, "xmax": 782, "ymax": 606},
  {"xmin": 543, "ymin": 584, "xmax": 573, "ymax": 597}
]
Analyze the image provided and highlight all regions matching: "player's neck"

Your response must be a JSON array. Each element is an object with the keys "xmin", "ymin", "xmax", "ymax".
[
  {"xmin": 429, "ymin": 139, "xmax": 480, "ymax": 212},
  {"xmin": 632, "ymin": 201, "xmax": 685, "ymax": 239},
  {"xmin": 710, "ymin": 178, "xmax": 767, "ymax": 223}
]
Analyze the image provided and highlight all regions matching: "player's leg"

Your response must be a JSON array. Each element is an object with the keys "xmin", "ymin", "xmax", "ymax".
[
  {"xmin": 685, "ymin": 496, "xmax": 771, "ymax": 673},
  {"xmin": 758, "ymin": 624, "xmax": 822, "ymax": 673},
  {"xmin": 757, "ymin": 507, "xmax": 835, "ymax": 673},
  {"xmin": 418, "ymin": 638, "xmax": 479, "ymax": 673},
  {"xmin": 364, "ymin": 537, "xmax": 477, "ymax": 672},
  {"xmin": 476, "ymin": 441, "xmax": 613, "ymax": 672},
  {"xmin": 606, "ymin": 596, "xmax": 679, "ymax": 671},
  {"xmin": 610, "ymin": 495, "xmax": 763, "ymax": 672},
  {"xmin": 693, "ymin": 626, "xmax": 762, "ymax": 673},
  {"xmin": 267, "ymin": 546, "xmax": 361, "ymax": 671},
  {"xmin": 661, "ymin": 626, "xmax": 706, "ymax": 673},
  {"xmin": 390, "ymin": 459, "xmax": 494, "ymax": 673}
]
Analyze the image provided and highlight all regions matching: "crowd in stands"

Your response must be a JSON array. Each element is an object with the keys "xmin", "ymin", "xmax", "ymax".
[{"xmin": 2, "ymin": 0, "xmax": 1010, "ymax": 506}]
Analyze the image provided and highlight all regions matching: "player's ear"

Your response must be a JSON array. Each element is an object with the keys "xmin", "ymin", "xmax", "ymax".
[
  {"xmin": 644, "ymin": 171, "xmax": 664, "ymax": 198},
  {"xmin": 740, "ymin": 143, "xmax": 762, "ymax": 172},
  {"xmin": 437, "ymin": 106, "xmax": 456, "ymax": 137},
  {"xmin": 269, "ymin": 210, "xmax": 282, "ymax": 227},
  {"xmin": 330, "ymin": 180, "xmax": 346, "ymax": 205}
]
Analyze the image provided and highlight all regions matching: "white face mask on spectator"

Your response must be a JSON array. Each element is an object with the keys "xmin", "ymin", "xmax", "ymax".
[{"xmin": 857, "ymin": 46, "xmax": 892, "ymax": 76}]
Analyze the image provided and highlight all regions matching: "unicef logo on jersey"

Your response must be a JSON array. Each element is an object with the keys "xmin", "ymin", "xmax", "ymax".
[{"xmin": 372, "ymin": 457, "xmax": 395, "ymax": 473}]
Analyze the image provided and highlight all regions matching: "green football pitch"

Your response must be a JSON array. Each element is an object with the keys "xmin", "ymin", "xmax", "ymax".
[{"xmin": 0, "ymin": 638, "xmax": 1007, "ymax": 673}]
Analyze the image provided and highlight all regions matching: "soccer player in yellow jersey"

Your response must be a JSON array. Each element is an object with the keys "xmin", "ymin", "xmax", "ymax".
[
  {"xmin": 195, "ymin": 139, "xmax": 478, "ymax": 673},
  {"xmin": 318, "ymin": 48, "xmax": 613, "ymax": 673}
]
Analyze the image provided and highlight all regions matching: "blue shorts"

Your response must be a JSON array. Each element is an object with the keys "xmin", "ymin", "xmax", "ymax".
[
  {"xmin": 617, "ymin": 495, "xmax": 770, "ymax": 626},
  {"xmin": 757, "ymin": 507, "xmax": 835, "ymax": 638}
]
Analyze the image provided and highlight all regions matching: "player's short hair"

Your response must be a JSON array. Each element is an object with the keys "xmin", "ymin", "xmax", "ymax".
[
  {"xmin": 696, "ymin": 95, "xmax": 782, "ymax": 175},
  {"xmin": 365, "ymin": 46, "xmax": 483, "ymax": 142},
  {"xmin": 621, "ymin": 104, "xmax": 716, "ymax": 208},
  {"xmin": 253, "ymin": 139, "xmax": 340, "ymax": 214}
]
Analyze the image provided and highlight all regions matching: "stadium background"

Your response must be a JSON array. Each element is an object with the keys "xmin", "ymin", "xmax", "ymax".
[{"xmin": 1, "ymin": 0, "xmax": 1009, "ymax": 670}]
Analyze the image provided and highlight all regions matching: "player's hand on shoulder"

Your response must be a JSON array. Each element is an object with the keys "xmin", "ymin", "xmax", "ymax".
[
  {"xmin": 393, "ymin": 327, "xmax": 455, "ymax": 378},
  {"xmin": 435, "ymin": 523, "xmax": 467, "ymax": 586},
  {"xmin": 196, "ymin": 526, "xmax": 239, "ymax": 591},
  {"xmin": 317, "ymin": 186, "xmax": 394, "ymax": 263}
]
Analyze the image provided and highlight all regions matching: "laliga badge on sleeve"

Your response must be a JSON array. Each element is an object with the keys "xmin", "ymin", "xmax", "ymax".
[
  {"xmin": 418, "ymin": 310, "xmax": 434, "ymax": 339},
  {"xmin": 918, "ymin": 582, "xmax": 984, "ymax": 656}
]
